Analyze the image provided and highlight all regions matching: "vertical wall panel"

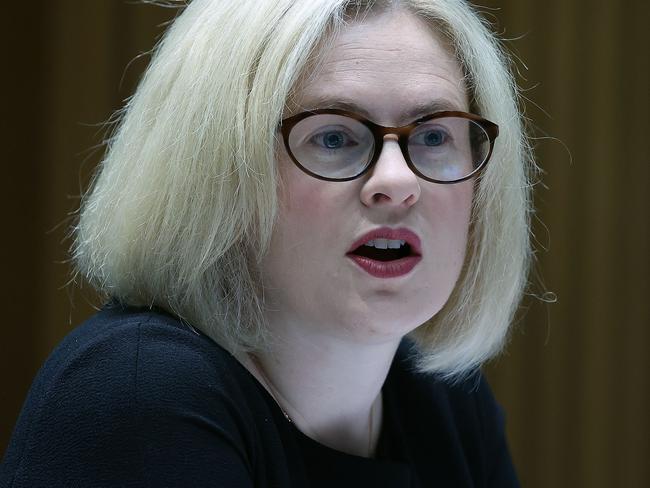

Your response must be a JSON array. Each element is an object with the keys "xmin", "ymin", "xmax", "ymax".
[
  {"xmin": 484, "ymin": 0, "xmax": 650, "ymax": 487},
  {"xmin": 0, "ymin": 0, "xmax": 179, "ymax": 457},
  {"xmin": 0, "ymin": 3, "xmax": 50, "ymax": 455}
]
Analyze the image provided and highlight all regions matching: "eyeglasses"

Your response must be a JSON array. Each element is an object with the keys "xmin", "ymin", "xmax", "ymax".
[{"xmin": 280, "ymin": 109, "xmax": 499, "ymax": 184}]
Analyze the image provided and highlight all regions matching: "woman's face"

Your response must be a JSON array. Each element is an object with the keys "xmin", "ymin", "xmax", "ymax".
[{"xmin": 261, "ymin": 9, "xmax": 473, "ymax": 345}]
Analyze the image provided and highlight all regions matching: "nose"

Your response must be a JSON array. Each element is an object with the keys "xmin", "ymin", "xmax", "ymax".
[{"xmin": 360, "ymin": 137, "xmax": 421, "ymax": 208}]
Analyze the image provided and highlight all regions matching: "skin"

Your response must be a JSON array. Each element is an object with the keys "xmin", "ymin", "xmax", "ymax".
[{"xmin": 240, "ymin": 7, "xmax": 473, "ymax": 457}]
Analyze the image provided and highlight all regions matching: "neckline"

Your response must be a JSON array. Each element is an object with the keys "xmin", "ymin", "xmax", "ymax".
[{"xmin": 232, "ymin": 349, "xmax": 405, "ymax": 462}]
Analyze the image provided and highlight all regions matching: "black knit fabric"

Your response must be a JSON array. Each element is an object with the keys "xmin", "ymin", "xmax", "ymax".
[{"xmin": 1, "ymin": 303, "xmax": 519, "ymax": 487}]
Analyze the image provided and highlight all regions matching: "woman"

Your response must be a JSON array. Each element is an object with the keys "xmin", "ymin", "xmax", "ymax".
[{"xmin": 1, "ymin": 0, "xmax": 532, "ymax": 486}]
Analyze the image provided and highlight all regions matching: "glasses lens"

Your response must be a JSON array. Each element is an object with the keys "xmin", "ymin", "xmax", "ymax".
[
  {"xmin": 407, "ymin": 117, "xmax": 490, "ymax": 182},
  {"xmin": 287, "ymin": 114, "xmax": 374, "ymax": 179}
]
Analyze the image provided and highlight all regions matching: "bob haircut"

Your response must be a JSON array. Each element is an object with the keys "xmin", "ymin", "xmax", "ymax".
[{"xmin": 73, "ymin": 0, "xmax": 534, "ymax": 380}]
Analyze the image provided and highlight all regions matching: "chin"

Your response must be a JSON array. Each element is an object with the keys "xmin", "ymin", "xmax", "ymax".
[{"xmin": 339, "ymin": 305, "xmax": 440, "ymax": 344}]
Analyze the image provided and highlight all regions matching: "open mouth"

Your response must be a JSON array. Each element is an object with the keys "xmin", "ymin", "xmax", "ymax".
[
  {"xmin": 346, "ymin": 228, "xmax": 422, "ymax": 278},
  {"xmin": 350, "ymin": 239, "xmax": 414, "ymax": 261}
]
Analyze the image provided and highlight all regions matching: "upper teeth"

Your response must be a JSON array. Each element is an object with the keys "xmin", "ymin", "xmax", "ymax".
[{"xmin": 363, "ymin": 239, "xmax": 406, "ymax": 250}]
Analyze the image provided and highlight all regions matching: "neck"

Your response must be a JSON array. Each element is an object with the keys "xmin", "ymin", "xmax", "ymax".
[{"xmin": 240, "ymin": 321, "xmax": 401, "ymax": 458}]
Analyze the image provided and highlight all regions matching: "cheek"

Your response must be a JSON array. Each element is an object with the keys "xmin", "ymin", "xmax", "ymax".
[
  {"xmin": 452, "ymin": 182, "xmax": 474, "ymax": 243},
  {"xmin": 422, "ymin": 182, "xmax": 474, "ymax": 276},
  {"xmin": 283, "ymin": 179, "xmax": 329, "ymax": 219},
  {"xmin": 428, "ymin": 180, "xmax": 473, "ymax": 235},
  {"xmin": 277, "ymin": 161, "xmax": 354, "ymax": 233},
  {"xmin": 264, "ymin": 162, "xmax": 340, "ymax": 271},
  {"xmin": 260, "ymin": 161, "xmax": 353, "ymax": 317},
  {"xmin": 447, "ymin": 183, "xmax": 473, "ymax": 263}
]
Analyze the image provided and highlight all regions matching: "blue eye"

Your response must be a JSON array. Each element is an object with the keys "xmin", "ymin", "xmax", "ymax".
[
  {"xmin": 322, "ymin": 132, "xmax": 345, "ymax": 149},
  {"xmin": 309, "ymin": 130, "xmax": 358, "ymax": 151},
  {"xmin": 423, "ymin": 129, "xmax": 446, "ymax": 146},
  {"xmin": 409, "ymin": 125, "xmax": 452, "ymax": 150}
]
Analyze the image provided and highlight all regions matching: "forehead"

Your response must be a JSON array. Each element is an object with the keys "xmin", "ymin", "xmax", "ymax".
[{"xmin": 289, "ymin": 8, "xmax": 468, "ymax": 124}]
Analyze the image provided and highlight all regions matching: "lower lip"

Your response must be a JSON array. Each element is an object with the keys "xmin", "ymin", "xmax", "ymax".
[{"xmin": 346, "ymin": 254, "xmax": 422, "ymax": 278}]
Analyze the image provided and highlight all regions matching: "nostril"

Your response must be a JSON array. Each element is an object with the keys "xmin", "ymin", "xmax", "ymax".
[
  {"xmin": 403, "ymin": 194, "xmax": 418, "ymax": 206},
  {"xmin": 372, "ymin": 193, "xmax": 391, "ymax": 204}
]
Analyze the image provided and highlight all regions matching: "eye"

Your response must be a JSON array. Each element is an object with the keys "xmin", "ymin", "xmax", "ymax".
[
  {"xmin": 411, "ymin": 127, "xmax": 450, "ymax": 147},
  {"xmin": 423, "ymin": 130, "xmax": 446, "ymax": 146},
  {"xmin": 309, "ymin": 129, "xmax": 358, "ymax": 150},
  {"xmin": 323, "ymin": 131, "xmax": 345, "ymax": 149}
]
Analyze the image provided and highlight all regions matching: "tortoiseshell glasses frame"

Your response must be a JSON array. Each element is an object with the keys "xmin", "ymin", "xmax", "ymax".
[{"xmin": 280, "ymin": 108, "xmax": 499, "ymax": 184}]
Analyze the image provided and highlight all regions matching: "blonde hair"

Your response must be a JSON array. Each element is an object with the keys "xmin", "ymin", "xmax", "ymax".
[{"xmin": 72, "ymin": 0, "xmax": 534, "ymax": 379}]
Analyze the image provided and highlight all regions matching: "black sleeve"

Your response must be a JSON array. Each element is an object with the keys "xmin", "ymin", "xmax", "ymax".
[{"xmin": 1, "ymin": 318, "xmax": 255, "ymax": 488}]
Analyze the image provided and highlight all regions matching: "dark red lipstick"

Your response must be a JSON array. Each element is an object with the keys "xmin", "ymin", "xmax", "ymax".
[{"xmin": 346, "ymin": 227, "xmax": 422, "ymax": 278}]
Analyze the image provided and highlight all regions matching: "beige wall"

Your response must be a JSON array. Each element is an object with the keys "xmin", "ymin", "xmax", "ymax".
[{"xmin": 2, "ymin": 1, "xmax": 648, "ymax": 486}]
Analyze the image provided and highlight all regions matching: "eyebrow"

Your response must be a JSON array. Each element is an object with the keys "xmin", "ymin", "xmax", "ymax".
[{"xmin": 297, "ymin": 96, "xmax": 466, "ymax": 123}]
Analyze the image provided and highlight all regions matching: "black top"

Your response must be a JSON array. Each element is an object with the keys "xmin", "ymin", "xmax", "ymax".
[{"xmin": 1, "ymin": 303, "xmax": 519, "ymax": 487}]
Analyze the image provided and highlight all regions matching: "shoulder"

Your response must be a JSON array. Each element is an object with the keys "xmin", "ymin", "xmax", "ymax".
[
  {"xmin": 387, "ymin": 339, "xmax": 518, "ymax": 486},
  {"xmin": 30, "ymin": 303, "xmax": 249, "ymax": 412},
  {"xmin": 391, "ymin": 338, "xmax": 503, "ymax": 415},
  {"xmin": 2, "ymin": 303, "xmax": 260, "ymax": 487}
]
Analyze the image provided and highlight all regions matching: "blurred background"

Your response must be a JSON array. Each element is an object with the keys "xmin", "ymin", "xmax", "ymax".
[{"xmin": 1, "ymin": 1, "xmax": 648, "ymax": 486}]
